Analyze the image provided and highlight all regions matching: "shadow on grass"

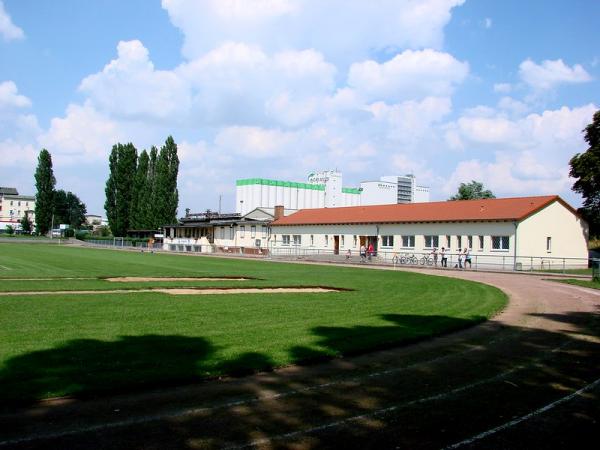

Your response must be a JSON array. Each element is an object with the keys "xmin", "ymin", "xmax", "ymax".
[
  {"xmin": 0, "ymin": 335, "xmax": 220, "ymax": 405},
  {"xmin": 0, "ymin": 310, "xmax": 599, "ymax": 449},
  {"xmin": 0, "ymin": 314, "xmax": 483, "ymax": 407},
  {"xmin": 290, "ymin": 313, "xmax": 487, "ymax": 362}
]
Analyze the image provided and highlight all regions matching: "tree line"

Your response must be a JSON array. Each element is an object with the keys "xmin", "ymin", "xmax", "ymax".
[
  {"xmin": 104, "ymin": 136, "xmax": 179, "ymax": 237},
  {"xmin": 34, "ymin": 149, "xmax": 87, "ymax": 235}
]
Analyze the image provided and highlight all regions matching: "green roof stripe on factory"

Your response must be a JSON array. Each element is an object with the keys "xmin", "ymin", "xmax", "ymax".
[
  {"xmin": 342, "ymin": 187, "xmax": 362, "ymax": 195},
  {"xmin": 236, "ymin": 178, "xmax": 325, "ymax": 191}
]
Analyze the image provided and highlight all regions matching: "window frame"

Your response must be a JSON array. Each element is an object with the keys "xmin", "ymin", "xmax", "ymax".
[
  {"xmin": 381, "ymin": 235, "xmax": 394, "ymax": 247},
  {"xmin": 401, "ymin": 235, "xmax": 415, "ymax": 248},
  {"xmin": 424, "ymin": 235, "xmax": 439, "ymax": 249},
  {"xmin": 491, "ymin": 235, "xmax": 510, "ymax": 251}
]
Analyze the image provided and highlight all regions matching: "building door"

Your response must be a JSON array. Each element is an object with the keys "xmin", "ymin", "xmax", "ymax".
[
  {"xmin": 360, "ymin": 236, "xmax": 366, "ymax": 247},
  {"xmin": 334, "ymin": 235, "xmax": 340, "ymax": 255}
]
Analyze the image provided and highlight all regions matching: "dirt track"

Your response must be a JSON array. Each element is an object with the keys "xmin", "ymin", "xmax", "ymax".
[{"xmin": 1, "ymin": 269, "xmax": 599, "ymax": 449}]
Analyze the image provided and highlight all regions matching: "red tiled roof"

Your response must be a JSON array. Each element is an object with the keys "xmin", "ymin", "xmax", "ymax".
[{"xmin": 272, "ymin": 195, "xmax": 574, "ymax": 226}]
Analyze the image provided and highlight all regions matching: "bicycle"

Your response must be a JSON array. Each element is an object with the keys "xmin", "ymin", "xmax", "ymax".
[{"xmin": 420, "ymin": 255, "xmax": 434, "ymax": 266}]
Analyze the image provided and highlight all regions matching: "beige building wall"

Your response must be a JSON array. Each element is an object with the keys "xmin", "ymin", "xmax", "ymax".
[{"xmin": 517, "ymin": 201, "xmax": 588, "ymax": 259}]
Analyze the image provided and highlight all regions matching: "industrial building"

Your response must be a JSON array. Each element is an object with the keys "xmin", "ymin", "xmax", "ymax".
[{"xmin": 235, "ymin": 171, "xmax": 429, "ymax": 215}]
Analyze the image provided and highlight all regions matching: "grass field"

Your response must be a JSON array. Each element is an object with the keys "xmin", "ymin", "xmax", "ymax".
[
  {"xmin": 555, "ymin": 279, "xmax": 600, "ymax": 290},
  {"xmin": 0, "ymin": 243, "xmax": 507, "ymax": 404}
]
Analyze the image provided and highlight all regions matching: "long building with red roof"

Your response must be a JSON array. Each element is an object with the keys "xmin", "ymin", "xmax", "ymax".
[{"xmin": 270, "ymin": 195, "xmax": 589, "ymax": 269}]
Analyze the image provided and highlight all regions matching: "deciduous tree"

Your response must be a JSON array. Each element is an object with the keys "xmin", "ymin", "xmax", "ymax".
[
  {"xmin": 449, "ymin": 180, "xmax": 495, "ymax": 201},
  {"xmin": 570, "ymin": 110, "xmax": 600, "ymax": 237}
]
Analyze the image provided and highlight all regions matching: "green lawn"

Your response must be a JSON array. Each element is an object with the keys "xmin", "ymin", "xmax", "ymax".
[
  {"xmin": 0, "ymin": 244, "xmax": 507, "ymax": 404},
  {"xmin": 555, "ymin": 279, "xmax": 600, "ymax": 290}
]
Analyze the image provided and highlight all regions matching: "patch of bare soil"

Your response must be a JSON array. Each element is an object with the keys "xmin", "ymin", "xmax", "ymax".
[{"xmin": 0, "ymin": 287, "xmax": 340, "ymax": 296}]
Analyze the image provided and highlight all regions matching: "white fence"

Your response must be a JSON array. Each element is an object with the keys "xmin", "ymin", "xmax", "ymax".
[
  {"xmin": 268, "ymin": 247, "xmax": 591, "ymax": 273},
  {"xmin": 83, "ymin": 238, "xmax": 594, "ymax": 274}
]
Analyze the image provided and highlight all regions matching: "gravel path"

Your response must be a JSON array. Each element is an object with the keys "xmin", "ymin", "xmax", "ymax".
[{"xmin": 1, "ymin": 269, "xmax": 599, "ymax": 449}]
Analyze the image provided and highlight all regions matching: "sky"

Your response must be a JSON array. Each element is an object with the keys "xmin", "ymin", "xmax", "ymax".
[{"xmin": 0, "ymin": 0, "xmax": 598, "ymax": 216}]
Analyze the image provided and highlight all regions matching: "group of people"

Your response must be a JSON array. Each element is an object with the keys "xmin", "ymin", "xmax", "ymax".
[{"xmin": 431, "ymin": 247, "xmax": 472, "ymax": 269}]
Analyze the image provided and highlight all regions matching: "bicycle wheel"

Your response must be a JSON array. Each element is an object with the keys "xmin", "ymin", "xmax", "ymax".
[{"xmin": 400, "ymin": 256, "xmax": 407, "ymax": 264}]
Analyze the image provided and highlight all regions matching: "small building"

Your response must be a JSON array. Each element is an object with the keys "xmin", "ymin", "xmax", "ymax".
[
  {"xmin": 270, "ymin": 195, "xmax": 589, "ymax": 270},
  {"xmin": 163, "ymin": 207, "xmax": 294, "ymax": 254},
  {"xmin": 0, "ymin": 188, "xmax": 36, "ymax": 231}
]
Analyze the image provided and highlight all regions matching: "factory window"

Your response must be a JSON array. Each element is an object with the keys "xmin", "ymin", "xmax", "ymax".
[
  {"xmin": 325, "ymin": 235, "xmax": 329, "ymax": 246},
  {"xmin": 251, "ymin": 226, "xmax": 256, "ymax": 238},
  {"xmin": 310, "ymin": 235, "xmax": 314, "ymax": 246},
  {"xmin": 341, "ymin": 235, "xmax": 345, "ymax": 246},
  {"xmin": 456, "ymin": 236, "xmax": 462, "ymax": 250},
  {"xmin": 381, "ymin": 235, "xmax": 394, "ymax": 247},
  {"xmin": 468, "ymin": 235, "xmax": 473, "ymax": 250},
  {"xmin": 546, "ymin": 237, "xmax": 552, "ymax": 253},
  {"xmin": 229, "ymin": 226, "xmax": 234, "ymax": 240},
  {"xmin": 478, "ymin": 235, "xmax": 484, "ymax": 251},
  {"xmin": 262, "ymin": 226, "xmax": 267, "ymax": 238},
  {"xmin": 240, "ymin": 225, "xmax": 245, "ymax": 237},
  {"xmin": 282, "ymin": 235, "xmax": 290, "ymax": 246},
  {"xmin": 353, "ymin": 235, "xmax": 357, "ymax": 247},
  {"xmin": 293, "ymin": 235, "xmax": 301, "ymax": 246},
  {"xmin": 446, "ymin": 235, "xmax": 451, "ymax": 248},
  {"xmin": 220, "ymin": 227, "xmax": 225, "ymax": 239}
]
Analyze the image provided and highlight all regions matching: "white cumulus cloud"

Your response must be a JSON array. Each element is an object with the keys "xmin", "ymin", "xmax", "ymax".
[
  {"xmin": 0, "ymin": 80, "xmax": 31, "ymax": 110},
  {"xmin": 348, "ymin": 49, "xmax": 468, "ymax": 102},
  {"xmin": 79, "ymin": 40, "xmax": 191, "ymax": 122},
  {"xmin": 519, "ymin": 58, "xmax": 592, "ymax": 90},
  {"xmin": 161, "ymin": 0, "xmax": 465, "ymax": 64},
  {"xmin": 0, "ymin": 1, "xmax": 24, "ymax": 41}
]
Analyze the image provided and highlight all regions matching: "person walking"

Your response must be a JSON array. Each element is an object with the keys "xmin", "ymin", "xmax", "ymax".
[
  {"xmin": 360, "ymin": 244, "xmax": 366, "ymax": 263},
  {"xmin": 367, "ymin": 242, "xmax": 374, "ymax": 261},
  {"xmin": 431, "ymin": 247, "xmax": 439, "ymax": 267},
  {"xmin": 464, "ymin": 248, "xmax": 472, "ymax": 269},
  {"xmin": 440, "ymin": 247, "xmax": 447, "ymax": 267},
  {"xmin": 458, "ymin": 249, "xmax": 464, "ymax": 269}
]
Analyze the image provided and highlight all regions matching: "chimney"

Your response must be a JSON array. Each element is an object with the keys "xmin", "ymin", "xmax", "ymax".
[{"xmin": 274, "ymin": 205, "xmax": 284, "ymax": 220}]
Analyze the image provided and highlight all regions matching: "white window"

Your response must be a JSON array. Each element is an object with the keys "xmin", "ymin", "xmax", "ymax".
[
  {"xmin": 282, "ymin": 235, "xmax": 290, "ymax": 245},
  {"xmin": 220, "ymin": 227, "xmax": 225, "ymax": 239},
  {"xmin": 446, "ymin": 235, "xmax": 451, "ymax": 248},
  {"xmin": 293, "ymin": 235, "xmax": 301, "ymax": 246},
  {"xmin": 262, "ymin": 226, "xmax": 267, "ymax": 238},
  {"xmin": 382, "ymin": 235, "xmax": 394, "ymax": 247},
  {"xmin": 310, "ymin": 235, "xmax": 314, "ymax": 246},
  {"xmin": 353, "ymin": 235, "xmax": 357, "ymax": 247},
  {"xmin": 468, "ymin": 236, "xmax": 473, "ymax": 250},
  {"xmin": 401, "ymin": 235, "xmax": 415, "ymax": 248},
  {"xmin": 546, "ymin": 236, "xmax": 552, "ymax": 252},
  {"xmin": 491, "ymin": 236, "xmax": 510, "ymax": 251},
  {"xmin": 341, "ymin": 235, "xmax": 345, "ymax": 246},
  {"xmin": 240, "ymin": 225, "xmax": 245, "ymax": 238},
  {"xmin": 251, "ymin": 226, "xmax": 256, "ymax": 238},
  {"xmin": 456, "ymin": 236, "xmax": 462, "ymax": 250},
  {"xmin": 424, "ymin": 235, "xmax": 439, "ymax": 248},
  {"xmin": 478, "ymin": 235, "xmax": 484, "ymax": 251},
  {"xmin": 325, "ymin": 235, "xmax": 329, "ymax": 246}
]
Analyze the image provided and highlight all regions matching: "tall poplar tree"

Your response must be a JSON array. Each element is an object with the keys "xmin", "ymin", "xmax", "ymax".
[
  {"xmin": 104, "ymin": 143, "xmax": 138, "ymax": 236},
  {"xmin": 146, "ymin": 146, "xmax": 158, "ymax": 228},
  {"xmin": 130, "ymin": 150, "xmax": 149, "ymax": 229},
  {"xmin": 34, "ymin": 149, "xmax": 56, "ymax": 235},
  {"xmin": 153, "ymin": 136, "xmax": 179, "ymax": 227}
]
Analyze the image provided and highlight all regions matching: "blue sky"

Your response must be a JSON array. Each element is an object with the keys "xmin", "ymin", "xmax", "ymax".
[{"xmin": 1, "ymin": 0, "xmax": 598, "ymax": 216}]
